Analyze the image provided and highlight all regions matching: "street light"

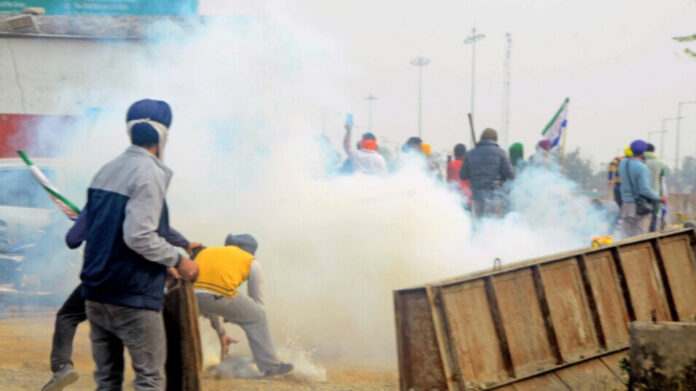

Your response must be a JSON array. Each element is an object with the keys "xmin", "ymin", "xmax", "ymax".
[
  {"xmin": 410, "ymin": 57, "xmax": 430, "ymax": 138},
  {"xmin": 661, "ymin": 117, "xmax": 682, "ymax": 159},
  {"xmin": 365, "ymin": 94, "xmax": 378, "ymax": 133},
  {"xmin": 676, "ymin": 101, "xmax": 696, "ymax": 172},
  {"xmin": 463, "ymin": 27, "xmax": 486, "ymax": 119}
]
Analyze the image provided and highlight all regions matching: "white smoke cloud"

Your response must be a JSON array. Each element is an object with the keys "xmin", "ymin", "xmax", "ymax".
[{"xmin": 6, "ymin": 15, "xmax": 611, "ymax": 372}]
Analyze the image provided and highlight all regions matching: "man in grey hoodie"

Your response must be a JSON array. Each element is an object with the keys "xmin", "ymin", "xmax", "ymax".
[{"xmin": 81, "ymin": 99, "xmax": 199, "ymax": 390}]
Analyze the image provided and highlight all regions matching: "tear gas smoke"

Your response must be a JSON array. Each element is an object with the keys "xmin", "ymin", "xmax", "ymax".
[{"xmin": 3, "ymin": 16, "xmax": 610, "ymax": 372}]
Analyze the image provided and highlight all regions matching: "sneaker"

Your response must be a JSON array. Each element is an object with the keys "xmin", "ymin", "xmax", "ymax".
[
  {"xmin": 264, "ymin": 362, "xmax": 294, "ymax": 377},
  {"xmin": 42, "ymin": 365, "xmax": 79, "ymax": 391}
]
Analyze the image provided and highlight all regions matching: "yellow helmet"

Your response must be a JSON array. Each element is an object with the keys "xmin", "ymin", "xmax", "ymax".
[{"xmin": 624, "ymin": 146, "xmax": 633, "ymax": 157}]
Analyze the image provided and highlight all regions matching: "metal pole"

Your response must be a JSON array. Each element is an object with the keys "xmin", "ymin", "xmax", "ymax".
[
  {"xmin": 661, "ymin": 119, "xmax": 666, "ymax": 158},
  {"xmin": 676, "ymin": 101, "xmax": 696, "ymax": 173},
  {"xmin": 418, "ymin": 66, "xmax": 423, "ymax": 138},
  {"xmin": 661, "ymin": 116, "xmax": 682, "ymax": 161},
  {"xmin": 463, "ymin": 28, "xmax": 485, "ymax": 120},
  {"xmin": 471, "ymin": 28, "xmax": 476, "ymax": 116},
  {"xmin": 501, "ymin": 32, "xmax": 512, "ymax": 148},
  {"xmin": 365, "ymin": 94, "xmax": 378, "ymax": 132},
  {"xmin": 410, "ymin": 57, "xmax": 430, "ymax": 138},
  {"xmin": 676, "ymin": 105, "xmax": 681, "ymax": 171}
]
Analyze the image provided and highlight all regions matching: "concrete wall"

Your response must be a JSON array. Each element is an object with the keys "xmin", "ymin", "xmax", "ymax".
[{"xmin": 0, "ymin": 36, "xmax": 145, "ymax": 115}]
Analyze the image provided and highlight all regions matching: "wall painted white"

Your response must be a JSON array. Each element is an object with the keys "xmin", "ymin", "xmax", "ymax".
[{"xmin": 0, "ymin": 37, "xmax": 148, "ymax": 115}]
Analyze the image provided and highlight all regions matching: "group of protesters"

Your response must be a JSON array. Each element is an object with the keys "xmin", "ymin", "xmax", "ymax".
[
  {"xmin": 340, "ymin": 119, "xmax": 674, "ymax": 239},
  {"xmin": 340, "ymin": 120, "xmax": 563, "ymax": 220}
]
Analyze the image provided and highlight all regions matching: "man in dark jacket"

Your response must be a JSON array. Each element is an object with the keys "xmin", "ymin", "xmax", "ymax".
[
  {"xmin": 459, "ymin": 128, "xmax": 514, "ymax": 218},
  {"xmin": 81, "ymin": 99, "xmax": 199, "ymax": 390},
  {"xmin": 42, "ymin": 209, "xmax": 199, "ymax": 391}
]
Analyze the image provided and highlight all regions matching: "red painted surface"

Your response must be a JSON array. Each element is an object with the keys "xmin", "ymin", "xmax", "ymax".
[{"xmin": 0, "ymin": 113, "xmax": 82, "ymax": 158}]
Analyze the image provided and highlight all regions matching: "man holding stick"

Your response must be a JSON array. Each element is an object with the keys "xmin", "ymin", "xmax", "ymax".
[{"xmin": 81, "ymin": 99, "xmax": 198, "ymax": 390}]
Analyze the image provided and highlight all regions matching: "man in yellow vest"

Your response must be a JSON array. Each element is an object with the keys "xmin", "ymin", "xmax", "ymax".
[{"xmin": 193, "ymin": 234, "xmax": 293, "ymax": 377}]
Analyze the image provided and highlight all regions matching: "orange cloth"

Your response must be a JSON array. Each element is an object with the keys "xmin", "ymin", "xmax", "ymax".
[
  {"xmin": 421, "ymin": 143, "xmax": 432, "ymax": 156},
  {"xmin": 361, "ymin": 139, "xmax": 377, "ymax": 151}
]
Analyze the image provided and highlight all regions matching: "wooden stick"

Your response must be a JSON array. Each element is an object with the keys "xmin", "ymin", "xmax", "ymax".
[{"xmin": 468, "ymin": 113, "xmax": 477, "ymax": 146}]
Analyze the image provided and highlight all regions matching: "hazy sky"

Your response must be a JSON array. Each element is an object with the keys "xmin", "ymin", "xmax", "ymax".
[{"xmin": 200, "ymin": 0, "xmax": 696, "ymax": 168}]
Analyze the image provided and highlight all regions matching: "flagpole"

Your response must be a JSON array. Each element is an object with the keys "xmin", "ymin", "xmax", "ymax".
[{"xmin": 560, "ymin": 100, "xmax": 569, "ymax": 167}]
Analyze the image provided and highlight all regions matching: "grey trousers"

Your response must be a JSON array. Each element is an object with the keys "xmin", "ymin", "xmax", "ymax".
[
  {"xmin": 85, "ymin": 300, "xmax": 166, "ymax": 391},
  {"xmin": 621, "ymin": 202, "xmax": 651, "ymax": 238},
  {"xmin": 196, "ymin": 293, "xmax": 282, "ymax": 373},
  {"xmin": 472, "ymin": 190, "xmax": 505, "ymax": 220},
  {"xmin": 50, "ymin": 285, "xmax": 86, "ymax": 372}
]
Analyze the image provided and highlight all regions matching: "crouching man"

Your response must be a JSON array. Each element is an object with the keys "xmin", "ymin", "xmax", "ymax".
[{"xmin": 193, "ymin": 234, "xmax": 293, "ymax": 377}]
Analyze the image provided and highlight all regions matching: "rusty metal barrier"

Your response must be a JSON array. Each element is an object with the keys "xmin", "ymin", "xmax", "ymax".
[{"xmin": 393, "ymin": 229, "xmax": 696, "ymax": 390}]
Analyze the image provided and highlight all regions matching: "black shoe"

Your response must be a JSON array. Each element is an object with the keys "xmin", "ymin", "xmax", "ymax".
[{"xmin": 264, "ymin": 363, "xmax": 294, "ymax": 377}]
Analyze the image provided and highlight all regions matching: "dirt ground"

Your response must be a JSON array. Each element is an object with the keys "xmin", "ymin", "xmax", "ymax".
[{"xmin": 0, "ymin": 315, "xmax": 398, "ymax": 390}]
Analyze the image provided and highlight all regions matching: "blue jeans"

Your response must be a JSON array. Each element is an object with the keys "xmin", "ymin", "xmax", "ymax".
[{"xmin": 85, "ymin": 300, "xmax": 166, "ymax": 391}]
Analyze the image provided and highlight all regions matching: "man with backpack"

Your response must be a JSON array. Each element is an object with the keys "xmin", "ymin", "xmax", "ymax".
[{"xmin": 617, "ymin": 140, "xmax": 666, "ymax": 237}]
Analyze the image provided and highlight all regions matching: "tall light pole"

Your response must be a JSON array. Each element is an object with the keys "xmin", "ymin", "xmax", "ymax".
[
  {"xmin": 501, "ymin": 32, "xmax": 512, "ymax": 147},
  {"xmin": 410, "ymin": 57, "xmax": 430, "ymax": 138},
  {"xmin": 365, "ymin": 94, "xmax": 378, "ymax": 133},
  {"xmin": 661, "ymin": 117, "xmax": 682, "ymax": 159},
  {"xmin": 463, "ymin": 28, "xmax": 485, "ymax": 120},
  {"xmin": 676, "ymin": 101, "xmax": 696, "ymax": 173}
]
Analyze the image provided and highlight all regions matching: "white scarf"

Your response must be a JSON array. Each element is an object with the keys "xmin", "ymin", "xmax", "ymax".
[{"xmin": 126, "ymin": 119, "xmax": 169, "ymax": 161}]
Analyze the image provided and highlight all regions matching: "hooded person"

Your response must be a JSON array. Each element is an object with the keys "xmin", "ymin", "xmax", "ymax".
[
  {"xmin": 420, "ymin": 142, "xmax": 442, "ymax": 179},
  {"xmin": 617, "ymin": 140, "xmax": 666, "ymax": 237},
  {"xmin": 79, "ymin": 99, "xmax": 200, "ymax": 390},
  {"xmin": 608, "ymin": 146, "xmax": 633, "ymax": 208},
  {"xmin": 459, "ymin": 128, "xmax": 514, "ymax": 219},
  {"xmin": 644, "ymin": 143, "xmax": 669, "ymax": 231},
  {"xmin": 342, "ymin": 122, "xmax": 387, "ymax": 175},
  {"xmin": 193, "ymin": 234, "xmax": 294, "ymax": 377},
  {"xmin": 447, "ymin": 143, "xmax": 472, "ymax": 206},
  {"xmin": 402, "ymin": 136, "xmax": 422, "ymax": 153},
  {"xmin": 529, "ymin": 139, "xmax": 553, "ymax": 168},
  {"xmin": 508, "ymin": 142, "xmax": 524, "ymax": 170}
]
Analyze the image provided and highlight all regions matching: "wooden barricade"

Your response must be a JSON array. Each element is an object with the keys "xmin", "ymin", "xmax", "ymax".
[
  {"xmin": 394, "ymin": 229, "xmax": 696, "ymax": 390},
  {"xmin": 164, "ymin": 280, "xmax": 203, "ymax": 391}
]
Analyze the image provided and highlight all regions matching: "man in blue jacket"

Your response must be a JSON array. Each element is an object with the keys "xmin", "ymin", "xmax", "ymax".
[
  {"xmin": 42, "ymin": 209, "xmax": 199, "ymax": 391},
  {"xmin": 81, "ymin": 99, "xmax": 199, "ymax": 390},
  {"xmin": 617, "ymin": 140, "xmax": 666, "ymax": 237}
]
